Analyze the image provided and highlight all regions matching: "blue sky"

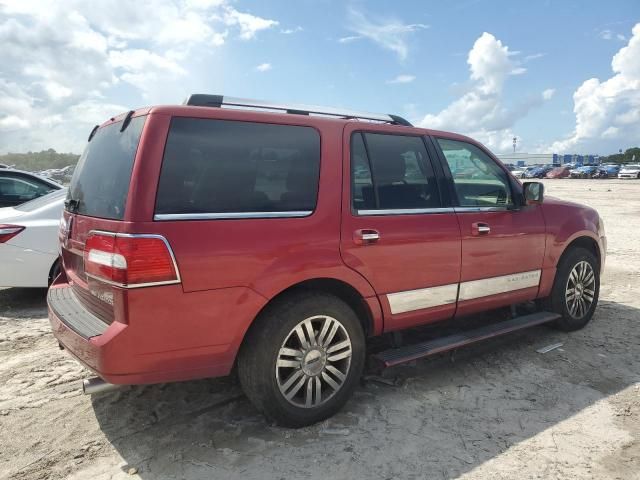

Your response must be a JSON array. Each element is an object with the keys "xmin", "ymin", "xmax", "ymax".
[{"xmin": 1, "ymin": 0, "xmax": 639, "ymax": 155}]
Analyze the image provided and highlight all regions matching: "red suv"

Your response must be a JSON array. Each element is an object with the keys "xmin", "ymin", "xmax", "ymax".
[{"xmin": 49, "ymin": 95, "xmax": 606, "ymax": 427}]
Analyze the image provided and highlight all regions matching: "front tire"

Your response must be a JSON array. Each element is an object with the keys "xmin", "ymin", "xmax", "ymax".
[
  {"xmin": 238, "ymin": 292, "xmax": 365, "ymax": 427},
  {"xmin": 546, "ymin": 247, "xmax": 600, "ymax": 331}
]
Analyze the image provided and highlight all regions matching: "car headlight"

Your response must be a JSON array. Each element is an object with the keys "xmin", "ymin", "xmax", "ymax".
[{"xmin": 598, "ymin": 217, "xmax": 605, "ymax": 237}]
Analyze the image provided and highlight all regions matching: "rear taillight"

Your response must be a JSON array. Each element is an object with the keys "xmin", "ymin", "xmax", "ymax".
[
  {"xmin": 84, "ymin": 232, "xmax": 180, "ymax": 288},
  {"xmin": 0, "ymin": 224, "xmax": 25, "ymax": 243}
]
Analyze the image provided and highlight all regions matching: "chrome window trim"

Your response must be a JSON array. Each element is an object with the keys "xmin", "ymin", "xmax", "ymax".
[
  {"xmin": 454, "ymin": 206, "xmax": 511, "ymax": 213},
  {"xmin": 387, "ymin": 283, "xmax": 458, "ymax": 314},
  {"xmin": 357, "ymin": 207, "xmax": 454, "ymax": 216},
  {"xmin": 85, "ymin": 230, "xmax": 182, "ymax": 288},
  {"xmin": 153, "ymin": 211, "xmax": 313, "ymax": 221},
  {"xmin": 458, "ymin": 270, "xmax": 541, "ymax": 302}
]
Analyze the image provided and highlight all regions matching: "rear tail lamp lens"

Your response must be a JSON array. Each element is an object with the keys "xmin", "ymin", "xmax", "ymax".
[
  {"xmin": 84, "ymin": 232, "xmax": 180, "ymax": 287},
  {"xmin": 0, "ymin": 224, "xmax": 25, "ymax": 243}
]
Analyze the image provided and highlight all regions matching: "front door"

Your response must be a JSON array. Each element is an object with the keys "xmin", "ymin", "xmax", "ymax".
[
  {"xmin": 433, "ymin": 137, "xmax": 546, "ymax": 317},
  {"xmin": 340, "ymin": 126, "xmax": 461, "ymax": 332}
]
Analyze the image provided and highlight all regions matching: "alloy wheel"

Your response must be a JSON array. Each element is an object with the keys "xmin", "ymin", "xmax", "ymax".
[
  {"xmin": 565, "ymin": 260, "xmax": 596, "ymax": 319},
  {"xmin": 275, "ymin": 315, "xmax": 352, "ymax": 408}
]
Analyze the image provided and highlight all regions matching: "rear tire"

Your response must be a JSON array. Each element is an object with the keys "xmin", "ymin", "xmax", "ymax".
[
  {"xmin": 48, "ymin": 259, "xmax": 61, "ymax": 286},
  {"xmin": 546, "ymin": 247, "xmax": 599, "ymax": 331},
  {"xmin": 238, "ymin": 292, "xmax": 365, "ymax": 427}
]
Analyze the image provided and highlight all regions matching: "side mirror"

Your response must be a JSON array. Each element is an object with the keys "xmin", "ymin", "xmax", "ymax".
[{"xmin": 523, "ymin": 181, "xmax": 544, "ymax": 205}]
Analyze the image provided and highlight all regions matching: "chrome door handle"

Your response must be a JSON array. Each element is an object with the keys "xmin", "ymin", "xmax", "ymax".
[
  {"xmin": 354, "ymin": 229, "xmax": 380, "ymax": 245},
  {"xmin": 472, "ymin": 222, "xmax": 490, "ymax": 236}
]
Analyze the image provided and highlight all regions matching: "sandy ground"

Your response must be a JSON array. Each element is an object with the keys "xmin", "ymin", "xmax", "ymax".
[{"xmin": 0, "ymin": 178, "xmax": 638, "ymax": 480}]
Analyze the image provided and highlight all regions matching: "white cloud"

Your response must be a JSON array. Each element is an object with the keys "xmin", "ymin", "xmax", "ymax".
[
  {"xmin": 0, "ymin": 0, "xmax": 279, "ymax": 153},
  {"xmin": 600, "ymin": 29, "xmax": 613, "ymax": 40},
  {"xmin": 542, "ymin": 88, "xmax": 556, "ymax": 100},
  {"xmin": 280, "ymin": 26, "xmax": 302, "ymax": 34},
  {"xmin": 550, "ymin": 23, "xmax": 640, "ymax": 153},
  {"xmin": 387, "ymin": 74, "xmax": 416, "ymax": 84},
  {"xmin": 345, "ymin": 8, "xmax": 428, "ymax": 60},
  {"xmin": 255, "ymin": 62, "xmax": 272, "ymax": 72},
  {"xmin": 338, "ymin": 35, "xmax": 362, "ymax": 43},
  {"xmin": 524, "ymin": 52, "xmax": 545, "ymax": 62},
  {"xmin": 223, "ymin": 7, "xmax": 278, "ymax": 40},
  {"xmin": 599, "ymin": 29, "xmax": 627, "ymax": 42},
  {"xmin": 418, "ymin": 32, "xmax": 553, "ymax": 153},
  {"xmin": 0, "ymin": 115, "xmax": 30, "ymax": 130}
]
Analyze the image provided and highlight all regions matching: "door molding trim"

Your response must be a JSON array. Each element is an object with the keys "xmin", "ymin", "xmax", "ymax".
[
  {"xmin": 387, "ymin": 283, "xmax": 458, "ymax": 314},
  {"xmin": 385, "ymin": 269, "xmax": 541, "ymax": 314},
  {"xmin": 458, "ymin": 270, "xmax": 541, "ymax": 301}
]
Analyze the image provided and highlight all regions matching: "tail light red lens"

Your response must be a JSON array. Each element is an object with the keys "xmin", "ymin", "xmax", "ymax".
[
  {"xmin": 84, "ymin": 232, "xmax": 180, "ymax": 288},
  {"xmin": 0, "ymin": 224, "xmax": 25, "ymax": 243}
]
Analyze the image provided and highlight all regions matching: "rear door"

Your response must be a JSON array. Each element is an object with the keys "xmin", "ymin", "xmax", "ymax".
[
  {"xmin": 340, "ymin": 126, "xmax": 461, "ymax": 332},
  {"xmin": 432, "ymin": 137, "xmax": 546, "ymax": 317}
]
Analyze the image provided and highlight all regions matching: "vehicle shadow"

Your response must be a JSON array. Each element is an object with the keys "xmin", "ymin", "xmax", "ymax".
[
  {"xmin": 0, "ymin": 287, "xmax": 48, "ymax": 318},
  {"xmin": 91, "ymin": 300, "xmax": 639, "ymax": 479}
]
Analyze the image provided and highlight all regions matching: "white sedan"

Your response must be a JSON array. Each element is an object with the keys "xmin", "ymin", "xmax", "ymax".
[
  {"xmin": 0, "ymin": 189, "xmax": 65, "ymax": 287},
  {"xmin": 618, "ymin": 164, "xmax": 640, "ymax": 179}
]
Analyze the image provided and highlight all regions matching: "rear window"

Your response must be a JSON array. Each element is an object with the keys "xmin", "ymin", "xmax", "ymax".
[
  {"xmin": 155, "ymin": 118, "xmax": 321, "ymax": 218},
  {"xmin": 68, "ymin": 116, "xmax": 145, "ymax": 220}
]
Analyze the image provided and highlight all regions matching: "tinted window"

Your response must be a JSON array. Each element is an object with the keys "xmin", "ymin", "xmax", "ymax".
[
  {"xmin": 155, "ymin": 118, "xmax": 320, "ymax": 215},
  {"xmin": 0, "ymin": 175, "xmax": 54, "ymax": 195},
  {"xmin": 350, "ymin": 133, "xmax": 375, "ymax": 210},
  {"xmin": 353, "ymin": 133, "xmax": 440, "ymax": 211},
  {"xmin": 0, "ymin": 174, "xmax": 56, "ymax": 204},
  {"xmin": 68, "ymin": 116, "xmax": 145, "ymax": 219},
  {"xmin": 437, "ymin": 139, "xmax": 512, "ymax": 207}
]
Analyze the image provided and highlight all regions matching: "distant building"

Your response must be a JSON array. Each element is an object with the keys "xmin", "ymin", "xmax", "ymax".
[
  {"xmin": 496, "ymin": 153, "xmax": 554, "ymax": 167},
  {"xmin": 553, "ymin": 154, "xmax": 600, "ymax": 166},
  {"xmin": 496, "ymin": 152, "xmax": 600, "ymax": 167}
]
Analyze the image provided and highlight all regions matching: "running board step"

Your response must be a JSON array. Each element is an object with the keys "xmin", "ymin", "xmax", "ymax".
[{"xmin": 374, "ymin": 311, "xmax": 561, "ymax": 368}]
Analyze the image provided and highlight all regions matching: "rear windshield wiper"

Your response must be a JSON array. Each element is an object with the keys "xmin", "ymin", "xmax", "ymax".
[{"xmin": 64, "ymin": 198, "xmax": 80, "ymax": 213}]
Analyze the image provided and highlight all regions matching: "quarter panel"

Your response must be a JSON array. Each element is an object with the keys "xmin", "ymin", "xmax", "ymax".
[{"xmin": 541, "ymin": 197, "xmax": 604, "ymax": 268}]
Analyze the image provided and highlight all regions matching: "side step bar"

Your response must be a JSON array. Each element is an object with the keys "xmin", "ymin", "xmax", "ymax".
[{"xmin": 373, "ymin": 311, "xmax": 561, "ymax": 368}]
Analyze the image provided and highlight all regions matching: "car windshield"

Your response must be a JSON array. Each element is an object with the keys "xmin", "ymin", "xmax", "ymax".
[{"xmin": 15, "ymin": 187, "xmax": 67, "ymax": 212}]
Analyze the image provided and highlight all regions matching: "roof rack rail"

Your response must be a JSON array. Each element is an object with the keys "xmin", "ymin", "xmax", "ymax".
[{"xmin": 183, "ymin": 94, "xmax": 413, "ymax": 127}]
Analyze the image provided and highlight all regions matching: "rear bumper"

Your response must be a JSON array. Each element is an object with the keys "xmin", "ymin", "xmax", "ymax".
[{"xmin": 48, "ymin": 281, "xmax": 267, "ymax": 385}]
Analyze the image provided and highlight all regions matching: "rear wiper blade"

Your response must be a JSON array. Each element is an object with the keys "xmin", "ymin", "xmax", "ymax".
[{"xmin": 64, "ymin": 198, "xmax": 80, "ymax": 213}]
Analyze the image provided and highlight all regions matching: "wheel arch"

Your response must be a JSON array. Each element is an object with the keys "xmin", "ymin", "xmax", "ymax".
[
  {"xmin": 47, "ymin": 256, "xmax": 61, "ymax": 286},
  {"xmin": 254, "ymin": 277, "xmax": 379, "ymax": 337},
  {"xmin": 231, "ymin": 277, "xmax": 381, "ymax": 376},
  {"xmin": 559, "ymin": 235, "xmax": 601, "ymax": 271}
]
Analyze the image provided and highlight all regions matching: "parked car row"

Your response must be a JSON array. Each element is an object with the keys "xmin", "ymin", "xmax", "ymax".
[{"xmin": 508, "ymin": 163, "xmax": 640, "ymax": 179}]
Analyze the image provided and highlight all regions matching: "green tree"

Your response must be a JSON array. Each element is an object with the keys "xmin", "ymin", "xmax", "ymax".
[{"xmin": 0, "ymin": 150, "xmax": 80, "ymax": 171}]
